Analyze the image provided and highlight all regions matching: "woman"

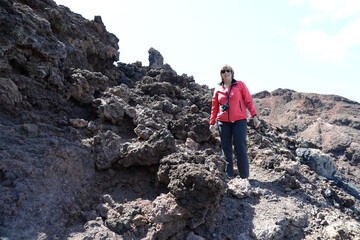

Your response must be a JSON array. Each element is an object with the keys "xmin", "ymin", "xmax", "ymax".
[{"xmin": 209, "ymin": 65, "xmax": 260, "ymax": 179}]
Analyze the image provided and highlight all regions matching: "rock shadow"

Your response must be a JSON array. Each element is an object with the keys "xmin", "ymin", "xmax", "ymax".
[{"xmin": 193, "ymin": 187, "xmax": 259, "ymax": 239}]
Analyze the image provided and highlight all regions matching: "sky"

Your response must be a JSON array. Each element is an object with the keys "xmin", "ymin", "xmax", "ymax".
[{"xmin": 54, "ymin": 0, "xmax": 360, "ymax": 103}]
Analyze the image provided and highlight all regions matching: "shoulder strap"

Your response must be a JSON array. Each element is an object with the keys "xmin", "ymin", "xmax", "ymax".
[{"xmin": 226, "ymin": 84, "xmax": 235, "ymax": 101}]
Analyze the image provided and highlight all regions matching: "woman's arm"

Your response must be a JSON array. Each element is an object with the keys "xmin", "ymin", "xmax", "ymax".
[{"xmin": 209, "ymin": 88, "xmax": 219, "ymax": 125}]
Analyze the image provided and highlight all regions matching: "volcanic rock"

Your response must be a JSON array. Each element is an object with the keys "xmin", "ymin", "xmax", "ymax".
[
  {"xmin": 253, "ymin": 88, "xmax": 360, "ymax": 185},
  {"xmin": 0, "ymin": 1, "xmax": 359, "ymax": 239},
  {"xmin": 148, "ymin": 47, "xmax": 164, "ymax": 68}
]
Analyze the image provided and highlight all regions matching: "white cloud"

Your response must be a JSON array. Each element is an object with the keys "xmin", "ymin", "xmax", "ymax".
[
  {"xmin": 292, "ymin": 0, "xmax": 360, "ymax": 62},
  {"xmin": 289, "ymin": 0, "xmax": 305, "ymax": 6},
  {"xmin": 295, "ymin": 18, "xmax": 360, "ymax": 63},
  {"xmin": 303, "ymin": 0, "xmax": 360, "ymax": 23},
  {"xmin": 300, "ymin": 12, "xmax": 325, "ymax": 25},
  {"xmin": 332, "ymin": 0, "xmax": 360, "ymax": 19},
  {"xmin": 295, "ymin": 30, "xmax": 343, "ymax": 62},
  {"xmin": 337, "ymin": 18, "xmax": 360, "ymax": 48},
  {"xmin": 308, "ymin": 0, "xmax": 340, "ymax": 12}
]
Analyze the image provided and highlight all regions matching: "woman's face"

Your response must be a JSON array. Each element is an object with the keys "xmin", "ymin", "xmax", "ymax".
[{"xmin": 221, "ymin": 69, "xmax": 232, "ymax": 82}]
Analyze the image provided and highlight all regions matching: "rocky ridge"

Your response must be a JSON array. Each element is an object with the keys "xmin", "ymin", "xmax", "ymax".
[
  {"xmin": 253, "ymin": 89, "xmax": 360, "ymax": 187},
  {"xmin": 1, "ymin": 0, "xmax": 359, "ymax": 239}
]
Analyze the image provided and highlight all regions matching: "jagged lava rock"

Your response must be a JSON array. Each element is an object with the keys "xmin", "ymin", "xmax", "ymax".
[{"xmin": 1, "ymin": 1, "xmax": 359, "ymax": 240}]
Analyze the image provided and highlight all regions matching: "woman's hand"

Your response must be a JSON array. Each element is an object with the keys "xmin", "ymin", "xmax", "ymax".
[
  {"xmin": 253, "ymin": 116, "xmax": 260, "ymax": 128},
  {"xmin": 209, "ymin": 124, "xmax": 217, "ymax": 135}
]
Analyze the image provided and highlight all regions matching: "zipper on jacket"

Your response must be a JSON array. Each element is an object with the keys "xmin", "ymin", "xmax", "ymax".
[
  {"xmin": 239, "ymin": 100, "xmax": 243, "ymax": 112},
  {"xmin": 226, "ymin": 84, "xmax": 234, "ymax": 122}
]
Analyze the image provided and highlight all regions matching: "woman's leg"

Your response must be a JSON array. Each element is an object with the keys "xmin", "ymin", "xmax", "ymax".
[
  {"xmin": 217, "ymin": 121, "xmax": 234, "ymax": 177},
  {"xmin": 233, "ymin": 119, "xmax": 249, "ymax": 179}
]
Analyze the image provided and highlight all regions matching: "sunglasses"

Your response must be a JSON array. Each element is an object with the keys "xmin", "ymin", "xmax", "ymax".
[{"xmin": 221, "ymin": 69, "xmax": 231, "ymax": 74}]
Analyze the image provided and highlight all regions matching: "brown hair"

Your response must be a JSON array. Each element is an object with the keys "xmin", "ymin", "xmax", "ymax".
[{"xmin": 220, "ymin": 64, "xmax": 234, "ymax": 82}]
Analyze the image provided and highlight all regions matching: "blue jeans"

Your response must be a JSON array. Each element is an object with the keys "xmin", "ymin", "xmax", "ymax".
[{"xmin": 218, "ymin": 119, "xmax": 249, "ymax": 178}]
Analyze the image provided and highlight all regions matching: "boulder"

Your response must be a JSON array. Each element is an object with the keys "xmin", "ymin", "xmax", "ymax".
[
  {"xmin": 68, "ymin": 69, "xmax": 109, "ymax": 104},
  {"xmin": 296, "ymin": 148, "xmax": 337, "ymax": 178},
  {"xmin": 93, "ymin": 93, "xmax": 136, "ymax": 125},
  {"xmin": 0, "ymin": 78, "xmax": 22, "ymax": 107},
  {"xmin": 118, "ymin": 129, "xmax": 176, "ymax": 167},
  {"xmin": 167, "ymin": 163, "xmax": 225, "ymax": 228},
  {"xmin": 92, "ymin": 130, "xmax": 123, "ymax": 170},
  {"xmin": 148, "ymin": 47, "xmax": 164, "ymax": 68}
]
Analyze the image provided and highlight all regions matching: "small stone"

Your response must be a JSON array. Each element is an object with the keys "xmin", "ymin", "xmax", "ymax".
[
  {"xmin": 316, "ymin": 212, "xmax": 325, "ymax": 219},
  {"xmin": 323, "ymin": 188, "xmax": 333, "ymax": 198},
  {"xmin": 69, "ymin": 118, "xmax": 88, "ymax": 128},
  {"xmin": 320, "ymin": 220, "xmax": 329, "ymax": 226}
]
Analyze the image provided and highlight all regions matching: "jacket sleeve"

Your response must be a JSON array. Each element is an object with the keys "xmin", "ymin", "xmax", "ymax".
[
  {"xmin": 209, "ymin": 88, "xmax": 219, "ymax": 125},
  {"xmin": 239, "ymin": 81, "xmax": 257, "ymax": 117}
]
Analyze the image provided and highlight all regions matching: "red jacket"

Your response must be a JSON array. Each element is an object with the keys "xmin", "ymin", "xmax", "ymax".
[{"xmin": 210, "ymin": 79, "xmax": 257, "ymax": 125}]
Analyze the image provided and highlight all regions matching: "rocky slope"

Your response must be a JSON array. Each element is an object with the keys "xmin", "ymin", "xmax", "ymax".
[
  {"xmin": 0, "ymin": 0, "xmax": 359, "ymax": 239},
  {"xmin": 253, "ymin": 89, "xmax": 360, "ymax": 186}
]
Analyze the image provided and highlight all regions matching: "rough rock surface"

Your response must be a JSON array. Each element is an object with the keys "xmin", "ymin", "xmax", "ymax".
[
  {"xmin": 253, "ymin": 89, "xmax": 360, "ymax": 186},
  {"xmin": 148, "ymin": 47, "xmax": 164, "ymax": 68},
  {"xmin": 296, "ymin": 148, "xmax": 337, "ymax": 178},
  {"xmin": 1, "ymin": 1, "xmax": 359, "ymax": 239}
]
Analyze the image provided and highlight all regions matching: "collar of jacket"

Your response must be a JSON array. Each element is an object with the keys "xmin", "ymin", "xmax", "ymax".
[{"xmin": 220, "ymin": 79, "xmax": 237, "ymax": 86}]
